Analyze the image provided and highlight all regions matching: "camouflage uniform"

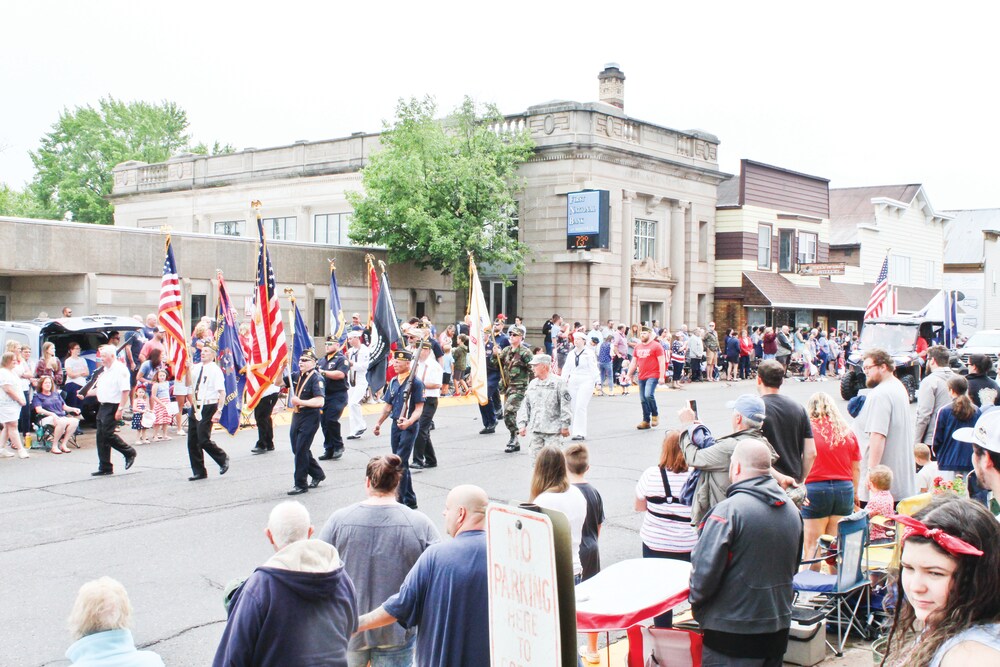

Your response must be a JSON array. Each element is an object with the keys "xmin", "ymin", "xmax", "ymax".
[
  {"xmin": 500, "ymin": 343, "xmax": 534, "ymax": 438},
  {"xmin": 516, "ymin": 374, "xmax": 573, "ymax": 460}
]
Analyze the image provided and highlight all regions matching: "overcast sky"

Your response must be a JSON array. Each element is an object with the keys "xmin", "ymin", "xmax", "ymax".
[{"xmin": 3, "ymin": 1, "xmax": 997, "ymax": 210}]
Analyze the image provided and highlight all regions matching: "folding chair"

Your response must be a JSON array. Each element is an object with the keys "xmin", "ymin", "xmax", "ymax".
[
  {"xmin": 626, "ymin": 625, "xmax": 702, "ymax": 667},
  {"xmin": 792, "ymin": 510, "xmax": 871, "ymax": 656}
]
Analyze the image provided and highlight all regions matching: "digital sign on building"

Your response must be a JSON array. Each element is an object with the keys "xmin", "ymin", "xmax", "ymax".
[{"xmin": 566, "ymin": 189, "xmax": 610, "ymax": 250}]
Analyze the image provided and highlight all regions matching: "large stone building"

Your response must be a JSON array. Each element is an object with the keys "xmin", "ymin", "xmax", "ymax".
[{"xmin": 110, "ymin": 66, "xmax": 728, "ymax": 331}]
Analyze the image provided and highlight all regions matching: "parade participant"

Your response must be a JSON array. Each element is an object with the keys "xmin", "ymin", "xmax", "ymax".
[
  {"xmin": 916, "ymin": 345, "xmax": 958, "ymax": 447},
  {"xmin": 861, "ymin": 348, "xmax": 917, "ymax": 501},
  {"xmin": 373, "ymin": 350, "xmax": 424, "ymax": 509},
  {"xmin": 412, "ymin": 340, "xmax": 442, "ymax": 470},
  {"xmin": 516, "ymin": 354, "xmax": 572, "ymax": 460},
  {"xmin": 286, "ymin": 351, "xmax": 326, "ymax": 495},
  {"xmin": 86, "ymin": 345, "xmax": 136, "ymax": 475},
  {"xmin": 882, "ymin": 496, "xmax": 1000, "ymax": 666},
  {"xmin": 690, "ymin": 439, "xmax": 803, "ymax": 667},
  {"xmin": 186, "ymin": 345, "xmax": 230, "ymax": 482},
  {"xmin": 626, "ymin": 326, "xmax": 665, "ymax": 430},
  {"xmin": 344, "ymin": 330, "xmax": 371, "ymax": 439},
  {"xmin": 757, "ymin": 359, "xmax": 816, "ymax": 484},
  {"xmin": 959, "ymin": 411, "xmax": 1000, "ymax": 520},
  {"xmin": 478, "ymin": 322, "xmax": 508, "ymax": 434},
  {"xmin": 451, "ymin": 334, "xmax": 469, "ymax": 397},
  {"xmin": 357, "ymin": 485, "xmax": 490, "ymax": 667},
  {"xmin": 319, "ymin": 455, "xmax": 440, "ymax": 666},
  {"xmin": 213, "ymin": 501, "xmax": 357, "ymax": 667},
  {"xmin": 561, "ymin": 331, "xmax": 599, "ymax": 441},
  {"xmin": 318, "ymin": 336, "xmax": 350, "ymax": 461},
  {"xmin": 65, "ymin": 577, "xmax": 164, "ymax": 667},
  {"xmin": 250, "ymin": 383, "xmax": 280, "ymax": 454}
]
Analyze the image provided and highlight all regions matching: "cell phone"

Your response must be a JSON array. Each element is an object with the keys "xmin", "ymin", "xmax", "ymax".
[{"xmin": 688, "ymin": 399, "xmax": 698, "ymax": 418}]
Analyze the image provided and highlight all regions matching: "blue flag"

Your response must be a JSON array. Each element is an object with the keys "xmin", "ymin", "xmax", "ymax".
[
  {"xmin": 291, "ymin": 300, "xmax": 313, "ymax": 375},
  {"xmin": 330, "ymin": 263, "xmax": 345, "ymax": 343},
  {"xmin": 215, "ymin": 274, "xmax": 247, "ymax": 436}
]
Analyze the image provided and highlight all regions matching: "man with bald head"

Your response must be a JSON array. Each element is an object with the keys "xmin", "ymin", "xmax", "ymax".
[
  {"xmin": 358, "ymin": 485, "xmax": 489, "ymax": 667},
  {"xmin": 689, "ymin": 439, "xmax": 802, "ymax": 667}
]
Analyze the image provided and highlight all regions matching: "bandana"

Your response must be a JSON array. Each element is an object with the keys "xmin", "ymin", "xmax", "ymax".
[{"xmin": 891, "ymin": 514, "xmax": 984, "ymax": 557}]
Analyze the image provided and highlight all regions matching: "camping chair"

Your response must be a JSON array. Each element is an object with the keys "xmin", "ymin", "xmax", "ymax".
[
  {"xmin": 792, "ymin": 510, "xmax": 871, "ymax": 656},
  {"xmin": 626, "ymin": 625, "xmax": 702, "ymax": 667}
]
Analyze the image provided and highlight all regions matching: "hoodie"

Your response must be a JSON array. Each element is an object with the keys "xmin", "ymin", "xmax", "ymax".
[
  {"xmin": 213, "ymin": 539, "xmax": 358, "ymax": 667},
  {"xmin": 66, "ymin": 629, "xmax": 163, "ymax": 667},
  {"xmin": 689, "ymin": 475, "xmax": 802, "ymax": 635}
]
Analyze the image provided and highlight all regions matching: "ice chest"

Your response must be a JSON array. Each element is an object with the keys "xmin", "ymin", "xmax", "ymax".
[{"xmin": 784, "ymin": 614, "xmax": 826, "ymax": 666}]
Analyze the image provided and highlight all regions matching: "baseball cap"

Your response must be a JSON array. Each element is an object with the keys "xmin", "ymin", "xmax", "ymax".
[
  {"xmin": 953, "ymin": 409, "xmax": 1000, "ymax": 454},
  {"xmin": 726, "ymin": 394, "xmax": 766, "ymax": 423}
]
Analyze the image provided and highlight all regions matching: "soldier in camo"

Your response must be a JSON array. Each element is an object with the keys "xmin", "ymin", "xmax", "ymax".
[
  {"xmin": 499, "ymin": 327, "xmax": 534, "ymax": 453},
  {"xmin": 516, "ymin": 354, "xmax": 572, "ymax": 461}
]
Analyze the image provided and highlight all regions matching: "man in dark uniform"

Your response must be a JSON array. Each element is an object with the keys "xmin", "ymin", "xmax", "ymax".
[
  {"xmin": 499, "ymin": 327, "xmax": 534, "ymax": 453},
  {"xmin": 287, "ymin": 351, "xmax": 327, "ymax": 496},
  {"xmin": 317, "ymin": 336, "xmax": 350, "ymax": 461},
  {"xmin": 478, "ymin": 321, "xmax": 509, "ymax": 434},
  {"xmin": 374, "ymin": 350, "xmax": 424, "ymax": 509}
]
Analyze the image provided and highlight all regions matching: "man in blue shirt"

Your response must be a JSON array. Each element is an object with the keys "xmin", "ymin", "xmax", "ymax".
[
  {"xmin": 373, "ymin": 350, "xmax": 424, "ymax": 509},
  {"xmin": 357, "ymin": 484, "xmax": 489, "ymax": 667}
]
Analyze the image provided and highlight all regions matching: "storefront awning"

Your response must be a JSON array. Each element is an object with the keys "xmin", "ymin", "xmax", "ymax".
[{"xmin": 741, "ymin": 271, "xmax": 940, "ymax": 313}]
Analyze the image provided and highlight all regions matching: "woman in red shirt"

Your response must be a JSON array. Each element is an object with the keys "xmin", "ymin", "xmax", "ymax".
[
  {"xmin": 738, "ymin": 328, "xmax": 753, "ymax": 380},
  {"xmin": 802, "ymin": 391, "xmax": 861, "ymax": 569}
]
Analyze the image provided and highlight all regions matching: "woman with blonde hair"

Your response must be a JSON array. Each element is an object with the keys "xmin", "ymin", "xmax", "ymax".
[
  {"xmin": 0, "ymin": 352, "xmax": 29, "ymax": 458},
  {"xmin": 530, "ymin": 447, "xmax": 587, "ymax": 582},
  {"xmin": 65, "ymin": 576, "xmax": 163, "ymax": 666},
  {"xmin": 34, "ymin": 341, "xmax": 64, "ymax": 388},
  {"xmin": 801, "ymin": 391, "xmax": 861, "ymax": 569}
]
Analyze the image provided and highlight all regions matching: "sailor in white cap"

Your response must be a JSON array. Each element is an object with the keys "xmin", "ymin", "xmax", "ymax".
[
  {"xmin": 560, "ymin": 331, "xmax": 599, "ymax": 441},
  {"xmin": 344, "ymin": 330, "xmax": 371, "ymax": 439}
]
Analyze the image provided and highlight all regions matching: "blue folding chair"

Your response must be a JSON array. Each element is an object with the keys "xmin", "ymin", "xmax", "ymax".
[{"xmin": 792, "ymin": 510, "xmax": 871, "ymax": 656}]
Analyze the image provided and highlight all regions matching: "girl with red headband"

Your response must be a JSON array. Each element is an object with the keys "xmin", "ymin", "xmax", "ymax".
[{"xmin": 882, "ymin": 495, "xmax": 1000, "ymax": 666}]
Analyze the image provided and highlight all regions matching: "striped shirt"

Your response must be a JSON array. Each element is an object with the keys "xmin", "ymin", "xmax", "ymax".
[{"xmin": 635, "ymin": 466, "xmax": 698, "ymax": 553}]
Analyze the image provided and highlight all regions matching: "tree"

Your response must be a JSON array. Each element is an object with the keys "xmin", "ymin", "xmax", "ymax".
[
  {"xmin": 0, "ymin": 183, "xmax": 45, "ymax": 218},
  {"xmin": 347, "ymin": 96, "xmax": 534, "ymax": 286},
  {"xmin": 28, "ymin": 97, "xmax": 230, "ymax": 225}
]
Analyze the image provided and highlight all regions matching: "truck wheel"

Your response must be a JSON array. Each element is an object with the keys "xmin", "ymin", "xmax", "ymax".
[
  {"xmin": 901, "ymin": 374, "xmax": 918, "ymax": 403},
  {"xmin": 840, "ymin": 372, "xmax": 859, "ymax": 400}
]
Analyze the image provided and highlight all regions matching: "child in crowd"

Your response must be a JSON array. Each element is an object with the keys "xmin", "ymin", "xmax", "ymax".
[
  {"xmin": 914, "ymin": 443, "xmax": 939, "ymax": 494},
  {"xmin": 618, "ymin": 366, "xmax": 631, "ymax": 395},
  {"xmin": 866, "ymin": 465, "xmax": 895, "ymax": 541},
  {"xmin": 149, "ymin": 369, "xmax": 173, "ymax": 441},
  {"xmin": 131, "ymin": 386, "xmax": 150, "ymax": 445},
  {"xmin": 565, "ymin": 443, "xmax": 605, "ymax": 665},
  {"xmin": 440, "ymin": 344, "xmax": 454, "ymax": 396},
  {"xmin": 452, "ymin": 335, "xmax": 469, "ymax": 396}
]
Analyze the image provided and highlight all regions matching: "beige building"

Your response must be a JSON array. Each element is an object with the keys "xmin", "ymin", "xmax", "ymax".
[{"xmin": 110, "ymin": 66, "xmax": 728, "ymax": 331}]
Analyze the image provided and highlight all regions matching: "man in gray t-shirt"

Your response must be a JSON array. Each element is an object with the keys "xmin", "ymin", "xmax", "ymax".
[{"xmin": 861, "ymin": 349, "xmax": 917, "ymax": 500}]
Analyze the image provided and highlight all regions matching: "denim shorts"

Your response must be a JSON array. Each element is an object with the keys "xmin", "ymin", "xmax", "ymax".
[{"xmin": 802, "ymin": 479, "xmax": 854, "ymax": 519}]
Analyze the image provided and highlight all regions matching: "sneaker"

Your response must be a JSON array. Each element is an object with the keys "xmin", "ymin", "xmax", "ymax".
[
  {"xmin": 580, "ymin": 645, "xmax": 601, "ymax": 665},
  {"xmin": 651, "ymin": 415, "xmax": 659, "ymax": 427},
  {"xmin": 0, "ymin": 448, "xmax": 15, "ymax": 458},
  {"xmin": 18, "ymin": 448, "xmax": 30, "ymax": 459},
  {"xmin": 636, "ymin": 421, "xmax": 651, "ymax": 430}
]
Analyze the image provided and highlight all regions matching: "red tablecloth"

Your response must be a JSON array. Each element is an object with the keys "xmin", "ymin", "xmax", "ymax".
[{"xmin": 575, "ymin": 558, "xmax": 691, "ymax": 632}]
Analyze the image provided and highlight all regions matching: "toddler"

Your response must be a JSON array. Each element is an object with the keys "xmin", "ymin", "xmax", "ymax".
[
  {"xmin": 150, "ymin": 369, "xmax": 173, "ymax": 441},
  {"xmin": 131, "ymin": 386, "xmax": 150, "ymax": 445},
  {"xmin": 617, "ymin": 367, "xmax": 632, "ymax": 395},
  {"xmin": 865, "ymin": 465, "xmax": 895, "ymax": 541},
  {"xmin": 914, "ymin": 443, "xmax": 938, "ymax": 494}
]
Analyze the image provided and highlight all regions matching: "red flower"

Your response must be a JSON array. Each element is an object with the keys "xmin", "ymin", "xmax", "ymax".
[{"xmin": 933, "ymin": 476, "xmax": 944, "ymax": 487}]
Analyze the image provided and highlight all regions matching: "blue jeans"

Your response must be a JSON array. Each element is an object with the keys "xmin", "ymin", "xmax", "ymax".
[
  {"xmin": 599, "ymin": 362, "xmax": 614, "ymax": 392},
  {"xmin": 348, "ymin": 634, "xmax": 415, "ymax": 667},
  {"xmin": 638, "ymin": 378, "xmax": 659, "ymax": 422}
]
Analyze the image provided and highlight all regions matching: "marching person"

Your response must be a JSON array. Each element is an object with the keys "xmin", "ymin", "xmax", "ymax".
[
  {"xmin": 287, "ymin": 351, "xmax": 326, "ymax": 495},
  {"xmin": 318, "ymin": 336, "xmax": 350, "ymax": 462},
  {"xmin": 516, "ymin": 354, "xmax": 572, "ymax": 461},
  {"xmin": 373, "ymin": 350, "xmax": 424, "ymax": 509},
  {"xmin": 478, "ymin": 322, "xmax": 508, "ymax": 435},
  {"xmin": 627, "ymin": 326, "xmax": 666, "ymax": 430},
  {"xmin": 345, "ymin": 330, "xmax": 370, "ymax": 439},
  {"xmin": 186, "ymin": 345, "xmax": 230, "ymax": 482},
  {"xmin": 499, "ymin": 327, "xmax": 534, "ymax": 453},
  {"xmin": 86, "ymin": 345, "xmax": 136, "ymax": 476},
  {"xmin": 562, "ymin": 332, "xmax": 599, "ymax": 441},
  {"xmin": 411, "ymin": 340, "xmax": 442, "ymax": 470},
  {"xmin": 250, "ymin": 383, "xmax": 280, "ymax": 455}
]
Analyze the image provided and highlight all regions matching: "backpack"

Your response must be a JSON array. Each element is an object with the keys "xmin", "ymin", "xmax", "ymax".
[{"xmin": 542, "ymin": 319, "xmax": 553, "ymax": 338}]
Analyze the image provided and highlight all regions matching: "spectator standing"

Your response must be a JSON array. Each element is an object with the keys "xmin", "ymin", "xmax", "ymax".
[
  {"xmin": 627, "ymin": 326, "xmax": 665, "ymax": 430},
  {"xmin": 530, "ymin": 446, "xmax": 588, "ymax": 581},
  {"xmin": 567, "ymin": 443, "xmax": 605, "ymax": 664},
  {"xmin": 761, "ymin": 326, "xmax": 777, "ymax": 361},
  {"xmin": 960, "ymin": 411, "xmax": 1000, "ymax": 520},
  {"xmin": 33, "ymin": 341, "xmax": 64, "ymax": 388},
  {"xmin": 0, "ymin": 352, "xmax": 29, "ymax": 458},
  {"xmin": 687, "ymin": 328, "xmax": 705, "ymax": 383},
  {"xmin": 725, "ymin": 329, "xmax": 740, "ymax": 381},
  {"xmin": 689, "ymin": 439, "xmax": 803, "ymax": 667},
  {"xmin": 597, "ymin": 334, "xmax": 614, "ymax": 396},
  {"xmin": 965, "ymin": 354, "xmax": 1000, "ymax": 408},
  {"xmin": 914, "ymin": 443, "xmax": 939, "ymax": 494},
  {"xmin": 213, "ymin": 501, "xmax": 357, "ymax": 667},
  {"xmin": 357, "ymin": 485, "xmax": 490, "ymax": 667},
  {"xmin": 860, "ymin": 348, "xmax": 917, "ymax": 501},
  {"xmin": 65, "ymin": 577, "xmax": 163, "ymax": 667},
  {"xmin": 319, "ymin": 454, "xmax": 439, "ymax": 666},
  {"xmin": 775, "ymin": 325, "xmax": 793, "ymax": 371},
  {"xmin": 738, "ymin": 329, "xmax": 753, "ymax": 379},
  {"xmin": 915, "ymin": 345, "xmax": 957, "ymax": 447},
  {"xmin": 613, "ymin": 324, "xmax": 630, "ymax": 381},
  {"xmin": 932, "ymin": 375, "xmax": 980, "ymax": 480},
  {"xmin": 757, "ymin": 360, "xmax": 817, "ymax": 484}
]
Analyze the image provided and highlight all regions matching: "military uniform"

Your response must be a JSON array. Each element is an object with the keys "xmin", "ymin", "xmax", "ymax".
[
  {"xmin": 289, "ymin": 367, "xmax": 326, "ymax": 493},
  {"xmin": 499, "ymin": 340, "xmax": 534, "ymax": 451},
  {"xmin": 318, "ymin": 346, "xmax": 350, "ymax": 459},
  {"xmin": 384, "ymin": 367, "xmax": 424, "ymax": 508},
  {"xmin": 516, "ymin": 373, "xmax": 573, "ymax": 459}
]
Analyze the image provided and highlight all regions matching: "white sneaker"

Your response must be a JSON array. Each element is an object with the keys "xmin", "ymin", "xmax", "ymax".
[
  {"xmin": 0, "ymin": 448, "xmax": 15, "ymax": 458},
  {"xmin": 17, "ymin": 448, "xmax": 30, "ymax": 459}
]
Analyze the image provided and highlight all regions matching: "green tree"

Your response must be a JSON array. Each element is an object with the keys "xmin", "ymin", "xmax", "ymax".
[
  {"xmin": 0, "ymin": 183, "xmax": 45, "ymax": 218},
  {"xmin": 347, "ymin": 96, "xmax": 534, "ymax": 286},
  {"xmin": 28, "ymin": 97, "xmax": 230, "ymax": 225}
]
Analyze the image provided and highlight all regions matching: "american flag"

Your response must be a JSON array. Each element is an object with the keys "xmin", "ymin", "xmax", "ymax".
[
  {"xmin": 865, "ymin": 254, "xmax": 890, "ymax": 321},
  {"xmin": 158, "ymin": 236, "xmax": 188, "ymax": 381},
  {"xmin": 245, "ymin": 217, "xmax": 288, "ymax": 409}
]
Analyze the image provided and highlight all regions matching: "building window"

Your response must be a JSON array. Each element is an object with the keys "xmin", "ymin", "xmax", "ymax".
[
  {"xmin": 262, "ymin": 216, "xmax": 297, "ymax": 241},
  {"xmin": 190, "ymin": 295, "xmax": 207, "ymax": 325},
  {"xmin": 757, "ymin": 224, "xmax": 772, "ymax": 269},
  {"xmin": 634, "ymin": 218, "xmax": 657, "ymax": 261},
  {"xmin": 0, "ymin": 295, "xmax": 6, "ymax": 321},
  {"xmin": 313, "ymin": 298, "xmax": 326, "ymax": 338},
  {"xmin": 214, "ymin": 220, "xmax": 245, "ymax": 237},
  {"xmin": 797, "ymin": 232, "xmax": 817, "ymax": 265},
  {"xmin": 314, "ymin": 213, "xmax": 353, "ymax": 246},
  {"xmin": 747, "ymin": 307, "xmax": 767, "ymax": 327},
  {"xmin": 698, "ymin": 293, "xmax": 708, "ymax": 325},
  {"xmin": 698, "ymin": 221, "xmax": 709, "ymax": 262},
  {"xmin": 889, "ymin": 254, "xmax": 911, "ymax": 284},
  {"xmin": 778, "ymin": 230, "xmax": 795, "ymax": 272}
]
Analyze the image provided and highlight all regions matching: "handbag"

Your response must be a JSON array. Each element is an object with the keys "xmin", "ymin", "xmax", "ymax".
[
  {"xmin": 166, "ymin": 401, "xmax": 180, "ymax": 416},
  {"xmin": 141, "ymin": 411, "xmax": 155, "ymax": 428}
]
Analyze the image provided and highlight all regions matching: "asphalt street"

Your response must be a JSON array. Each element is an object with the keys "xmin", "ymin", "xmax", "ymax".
[{"xmin": 1, "ymin": 374, "xmax": 877, "ymax": 666}]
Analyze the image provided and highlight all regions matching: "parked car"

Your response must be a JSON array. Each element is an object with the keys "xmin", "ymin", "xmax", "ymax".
[
  {"xmin": 957, "ymin": 329, "xmax": 1000, "ymax": 378},
  {"xmin": 0, "ymin": 315, "xmax": 144, "ymax": 421}
]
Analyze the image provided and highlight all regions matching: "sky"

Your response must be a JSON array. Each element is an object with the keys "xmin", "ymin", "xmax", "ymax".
[{"xmin": 2, "ymin": 1, "xmax": 998, "ymax": 211}]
